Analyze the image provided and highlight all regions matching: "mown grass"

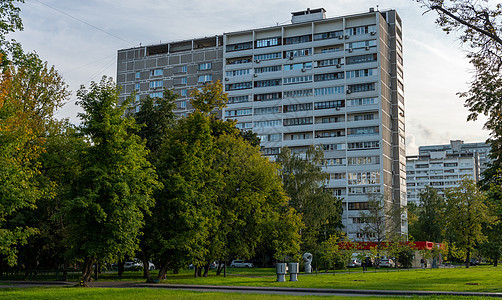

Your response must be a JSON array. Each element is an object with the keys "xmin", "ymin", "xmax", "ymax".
[
  {"xmin": 155, "ymin": 265, "xmax": 502, "ymax": 293},
  {"xmin": 0, "ymin": 287, "xmax": 497, "ymax": 300}
]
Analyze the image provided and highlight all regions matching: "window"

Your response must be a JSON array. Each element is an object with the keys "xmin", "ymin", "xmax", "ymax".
[
  {"xmin": 149, "ymin": 92, "xmax": 163, "ymax": 98},
  {"xmin": 346, "ymin": 68, "xmax": 377, "ymax": 79},
  {"xmin": 316, "ymin": 130, "xmax": 345, "ymax": 138},
  {"xmin": 225, "ymin": 108, "xmax": 252, "ymax": 117},
  {"xmin": 180, "ymin": 89, "xmax": 187, "ymax": 97},
  {"xmin": 256, "ymin": 37, "xmax": 280, "ymax": 48},
  {"xmin": 283, "ymin": 103, "xmax": 312, "ymax": 113},
  {"xmin": 198, "ymin": 63, "xmax": 212, "ymax": 70},
  {"xmin": 283, "ymin": 75, "xmax": 312, "ymax": 85},
  {"xmin": 284, "ymin": 34, "xmax": 312, "ymax": 45},
  {"xmin": 348, "ymin": 202, "xmax": 370, "ymax": 210},
  {"xmin": 254, "ymin": 52, "xmax": 282, "ymax": 61},
  {"xmin": 347, "ymin": 126, "xmax": 379, "ymax": 135},
  {"xmin": 254, "ymin": 106, "xmax": 281, "ymax": 115},
  {"xmin": 347, "ymin": 141, "xmax": 379, "ymax": 150},
  {"xmin": 226, "ymin": 56, "xmax": 252, "ymax": 65},
  {"xmin": 135, "ymin": 94, "xmax": 140, "ymax": 102},
  {"xmin": 348, "ymin": 156, "xmax": 380, "ymax": 165},
  {"xmin": 226, "ymin": 41, "xmax": 253, "ymax": 52},
  {"xmin": 254, "ymin": 66, "xmax": 281, "ymax": 73},
  {"xmin": 314, "ymin": 72, "xmax": 344, "ymax": 82},
  {"xmin": 150, "ymin": 69, "xmax": 163, "ymax": 76},
  {"xmin": 348, "ymin": 186, "xmax": 380, "ymax": 195},
  {"xmin": 198, "ymin": 74, "xmax": 212, "ymax": 83},
  {"xmin": 346, "ymin": 54, "xmax": 377, "ymax": 65},
  {"xmin": 345, "ymin": 25, "xmax": 377, "ymax": 36},
  {"xmin": 225, "ymin": 82, "xmax": 252, "ymax": 91},
  {"xmin": 347, "ymin": 83, "xmax": 376, "ymax": 93},
  {"xmin": 346, "ymin": 40, "xmax": 377, "ymax": 50},
  {"xmin": 316, "ymin": 58, "xmax": 344, "ymax": 67},
  {"xmin": 314, "ymin": 86, "xmax": 344, "ymax": 96},
  {"xmin": 235, "ymin": 122, "xmax": 253, "ymax": 129},
  {"xmin": 348, "ymin": 97, "xmax": 378, "ymax": 106},
  {"xmin": 149, "ymin": 80, "xmax": 163, "ymax": 89},
  {"xmin": 226, "ymin": 69, "xmax": 251, "ymax": 77},
  {"xmin": 314, "ymin": 100, "xmax": 344, "ymax": 110},
  {"xmin": 283, "ymin": 89, "xmax": 312, "ymax": 98},
  {"xmin": 228, "ymin": 95, "xmax": 251, "ymax": 103},
  {"xmin": 319, "ymin": 116, "xmax": 342, "ymax": 124},
  {"xmin": 254, "ymin": 79, "xmax": 281, "ymax": 88},
  {"xmin": 314, "ymin": 30, "xmax": 344, "ymax": 40},
  {"xmin": 288, "ymin": 133, "xmax": 311, "ymax": 140},
  {"xmin": 181, "ymin": 65, "xmax": 187, "ymax": 72},
  {"xmin": 284, "ymin": 48, "xmax": 312, "ymax": 58},
  {"xmin": 283, "ymin": 117, "xmax": 313, "ymax": 126},
  {"xmin": 135, "ymin": 72, "xmax": 140, "ymax": 79},
  {"xmin": 258, "ymin": 134, "xmax": 282, "ymax": 142},
  {"xmin": 322, "ymin": 144, "xmax": 345, "ymax": 151},
  {"xmin": 353, "ymin": 113, "xmax": 376, "ymax": 121},
  {"xmin": 135, "ymin": 83, "xmax": 140, "ymax": 90},
  {"xmin": 254, "ymin": 120, "xmax": 282, "ymax": 128},
  {"xmin": 325, "ymin": 158, "xmax": 346, "ymax": 166},
  {"xmin": 181, "ymin": 77, "xmax": 187, "ymax": 84},
  {"xmin": 180, "ymin": 100, "xmax": 187, "ymax": 108},
  {"xmin": 254, "ymin": 92, "xmax": 282, "ymax": 101},
  {"xmin": 284, "ymin": 62, "xmax": 312, "ymax": 71},
  {"xmin": 261, "ymin": 147, "xmax": 280, "ymax": 155}
]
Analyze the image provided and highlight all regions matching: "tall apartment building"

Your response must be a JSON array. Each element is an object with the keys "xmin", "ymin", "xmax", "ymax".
[
  {"xmin": 116, "ymin": 8, "xmax": 407, "ymax": 240},
  {"xmin": 406, "ymin": 140, "xmax": 491, "ymax": 204},
  {"xmin": 117, "ymin": 36, "xmax": 224, "ymax": 116}
]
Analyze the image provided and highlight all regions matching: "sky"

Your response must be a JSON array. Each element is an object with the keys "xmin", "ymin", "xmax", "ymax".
[{"xmin": 10, "ymin": 0, "xmax": 490, "ymax": 155}]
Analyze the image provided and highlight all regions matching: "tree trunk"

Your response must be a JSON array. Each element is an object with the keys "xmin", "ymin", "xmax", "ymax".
[
  {"xmin": 141, "ymin": 251, "xmax": 153, "ymax": 282},
  {"xmin": 94, "ymin": 262, "xmax": 99, "ymax": 281},
  {"xmin": 466, "ymin": 248, "xmax": 471, "ymax": 268},
  {"xmin": 216, "ymin": 261, "xmax": 223, "ymax": 276},
  {"xmin": 203, "ymin": 263, "xmax": 210, "ymax": 277},
  {"xmin": 118, "ymin": 260, "xmax": 125, "ymax": 277},
  {"xmin": 79, "ymin": 257, "xmax": 95, "ymax": 285},
  {"xmin": 494, "ymin": 258, "xmax": 498, "ymax": 267},
  {"xmin": 156, "ymin": 257, "xmax": 169, "ymax": 281},
  {"xmin": 197, "ymin": 266, "xmax": 202, "ymax": 277},
  {"xmin": 194, "ymin": 266, "xmax": 199, "ymax": 278},
  {"xmin": 62, "ymin": 260, "xmax": 68, "ymax": 281}
]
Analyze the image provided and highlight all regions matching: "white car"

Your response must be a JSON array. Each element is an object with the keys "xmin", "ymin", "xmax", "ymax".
[
  {"xmin": 347, "ymin": 259, "xmax": 362, "ymax": 268},
  {"xmin": 378, "ymin": 259, "xmax": 395, "ymax": 268},
  {"xmin": 229, "ymin": 260, "xmax": 253, "ymax": 268},
  {"xmin": 124, "ymin": 258, "xmax": 155, "ymax": 271}
]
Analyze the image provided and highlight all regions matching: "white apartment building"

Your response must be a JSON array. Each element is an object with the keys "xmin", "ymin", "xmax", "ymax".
[
  {"xmin": 117, "ymin": 8, "xmax": 407, "ymax": 240},
  {"xmin": 406, "ymin": 140, "xmax": 491, "ymax": 204}
]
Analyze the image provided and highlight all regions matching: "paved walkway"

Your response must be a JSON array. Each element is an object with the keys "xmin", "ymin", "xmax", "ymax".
[{"xmin": 2, "ymin": 280, "xmax": 502, "ymax": 297}]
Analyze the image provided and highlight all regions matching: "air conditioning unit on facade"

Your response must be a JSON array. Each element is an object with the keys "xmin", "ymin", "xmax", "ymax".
[
  {"xmin": 365, "ymin": 46, "xmax": 370, "ymax": 50},
  {"xmin": 253, "ymin": 73, "xmax": 258, "ymax": 77},
  {"xmin": 338, "ymin": 35, "xmax": 344, "ymax": 40},
  {"xmin": 289, "ymin": 56, "xmax": 294, "ymax": 60},
  {"xmin": 371, "ymin": 31, "xmax": 377, "ymax": 35},
  {"xmin": 345, "ymin": 35, "xmax": 350, "ymax": 39},
  {"xmin": 225, "ymin": 77, "xmax": 229, "ymax": 81},
  {"xmin": 301, "ymin": 68, "xmax": 306, "ymax": 72},
  {"xmin": 255, "ymin": 59, "xmax": 260, "ymax": 63},
  {"xmin": 336, "ymin": 64, "xmax": 342, "ymax": 68},
  {"xmin": 348, "ymin": 48, "xmax": 353, "ymax": 53},
  {"xmin": 346, "ymin": 89, "xmax": 352, "ymax": 94}
]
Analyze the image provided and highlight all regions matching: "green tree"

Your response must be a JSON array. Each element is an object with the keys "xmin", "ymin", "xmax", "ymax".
[
  {"xmin": 65, "ymin": 77, "xmax": 160, "ymax": 283},
  {"xmin": 0, "ymin": 49, "xmax": 68, "ymax": 266},
  {"xmin": 133, "ymin": 91, "xmax": 177, "ymax": 281},
  {"xmin": 410, "ymin": 186, "xmax": 444, "ymax": 242},
  {"xmin": 276, "ymin": 146, "xmax": 342, "ymax": 252},
  {"xmin": 443, "ymin": 178, "xmax": 493, "ymax": 267}
]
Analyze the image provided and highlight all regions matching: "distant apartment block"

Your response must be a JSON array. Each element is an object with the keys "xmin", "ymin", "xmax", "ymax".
[
  {"xmin": 406, "ymin": 140, "xmax": 491, "ymax": 204},
  {"xmin": 116, "ymin": 8, "xmax": 407, "ymax": 240}
]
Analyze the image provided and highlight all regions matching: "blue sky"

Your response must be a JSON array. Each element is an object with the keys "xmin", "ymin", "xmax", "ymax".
[{"xmin": 11, "ymin": 0, "xmax": 489, "ymax": 154}]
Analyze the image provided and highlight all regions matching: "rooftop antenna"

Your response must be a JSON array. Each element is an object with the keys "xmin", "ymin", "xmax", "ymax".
[{"xmin": 376, "ymin": 5, "xmax": 379, "ymax": 11}]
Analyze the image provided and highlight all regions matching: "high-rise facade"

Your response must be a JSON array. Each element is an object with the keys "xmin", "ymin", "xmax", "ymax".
[
  {"xmin": 406, "ymin": 140, "xmax": 491, "ymax": 204},
  {"xmin": 116, "ymin": 8, "xmax": 407, "ymax": 240}
]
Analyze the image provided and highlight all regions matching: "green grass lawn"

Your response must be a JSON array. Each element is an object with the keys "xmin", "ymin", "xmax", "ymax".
[
  {"xmin": 0, "ymin": 287, "xmax": 497, "ymax": 300},
  {"xmin": 154, "ymin": 265, "xmax": 502, "ymax": 293}
]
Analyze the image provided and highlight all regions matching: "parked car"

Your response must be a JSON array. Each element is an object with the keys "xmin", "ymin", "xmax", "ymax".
[
  {"xmin": 229, "ymin": 260, "xmax": 253, "ymax": 268},
  {"xmin": 378, "ymin": 258, "xmax": 395, "ymax": 268},
  {"xmin": 124, "ymin": 258, "xmax": 155, "ymax": 271},
  {"xmin": 347, "ymin": 259, "xmax": 362, "ymax": 268},
  {"xmin": 470, "ymin": 258, "xmax": 480, "ymax": 266}
]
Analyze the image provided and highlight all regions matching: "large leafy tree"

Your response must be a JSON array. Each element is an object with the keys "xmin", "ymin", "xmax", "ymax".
[
  {"xmin": 409, "ymin": 186, "xmax": 444, "ymax": 242},
  {"xmin": 65, "ymin": 77, "xmax": 160, "ymax": 283},
  {"xmin": 276, "ymin": 146, "xmax": 342, "ymax": 252},
  {"xmin": 443, "ymin": 178, "xmax": 493, "ymax": 267},
  {"xmin": 139, "ymin": 82, "xmax": 301, "ymax": 280},
  {"xmin": 0, "ymin": 49, "xmax": 68, "ymax": 266}
]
